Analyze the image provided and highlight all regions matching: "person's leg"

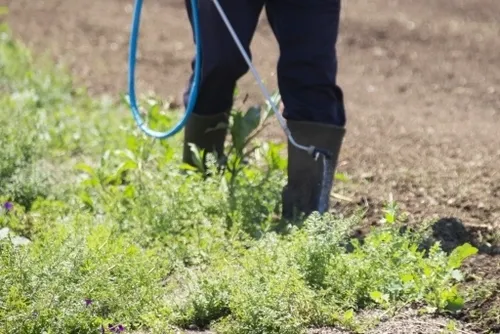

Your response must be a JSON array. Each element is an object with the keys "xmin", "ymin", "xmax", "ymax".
[
  {"xmin": 183, "ymin": 0, "xmax": 265, "ymax": 168},
  {"xmin": 265, "ymin": 0, "xmax": 346, "ymax": 218}
]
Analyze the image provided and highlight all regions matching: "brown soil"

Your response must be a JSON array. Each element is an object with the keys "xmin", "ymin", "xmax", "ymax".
[{"xmin": 4, "ymin": 0, "xmax": 500, "ymax": 333}]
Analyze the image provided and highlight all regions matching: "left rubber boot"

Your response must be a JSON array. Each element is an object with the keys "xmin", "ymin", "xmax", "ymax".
[
  {"xmin": 182, "ymin": 112, "xmax": 229, "ymax": 170},
  {"xmin": 281, "ymin": 120, "xmax": 345, "ymax": 220}
]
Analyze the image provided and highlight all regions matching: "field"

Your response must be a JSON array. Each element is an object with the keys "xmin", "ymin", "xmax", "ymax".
[{"xmin": 1, "ymin": 0, "xmax": 499, "ymax": 333}]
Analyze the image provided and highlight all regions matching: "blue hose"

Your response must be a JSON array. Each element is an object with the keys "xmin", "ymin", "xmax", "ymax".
[{"xmin": 127, "ymin": 0, "xmax": 202, "ymax": 139}]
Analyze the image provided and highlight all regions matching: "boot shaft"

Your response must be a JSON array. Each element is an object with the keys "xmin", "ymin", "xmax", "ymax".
[{"xmin": 282, "ymin": 120, "xmax": 345, "ymax": 219}]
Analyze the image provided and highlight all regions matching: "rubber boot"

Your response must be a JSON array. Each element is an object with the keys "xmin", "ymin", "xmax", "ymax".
[
  {"xmin": 182, "ymin": 112, "xmax": 229, "ymax": 170},
  {"xmin": 281, "ymin": 120, "xmax": 345, "ymax": 220}
]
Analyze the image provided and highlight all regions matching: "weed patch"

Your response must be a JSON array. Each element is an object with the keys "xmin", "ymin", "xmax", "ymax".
[{"xmin": 0, "ymin": 23, "xmax": 482, "ymax": 334}]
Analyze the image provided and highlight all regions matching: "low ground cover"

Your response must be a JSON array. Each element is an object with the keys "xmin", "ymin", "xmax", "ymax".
[{"xmin": 0, "ymin": 21, "xmax": 496, "ymax": 334}]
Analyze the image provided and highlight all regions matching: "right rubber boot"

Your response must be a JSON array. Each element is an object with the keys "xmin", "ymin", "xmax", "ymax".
[
  {"xmin": 281, "ymin": 120, "xmax": 345, "ymax": 220},
  {"xmin": 182, "ymin": 112, "xmax": 230, "ymax": 170}
]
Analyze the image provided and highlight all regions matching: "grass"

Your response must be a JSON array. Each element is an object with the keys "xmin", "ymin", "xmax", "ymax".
[{"xmin": 0, "ymin": 21, "xmax": 489, "ymax": 334}]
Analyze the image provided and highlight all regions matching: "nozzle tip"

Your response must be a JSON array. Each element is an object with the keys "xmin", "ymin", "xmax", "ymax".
[{"xmin": 312, "ymin": 148, "xmax": 332, "ymax": 160}]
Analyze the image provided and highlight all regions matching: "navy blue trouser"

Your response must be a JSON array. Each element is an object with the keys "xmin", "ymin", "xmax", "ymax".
[{"xmin": 183, "ymin": 0, "xmax": 346, "ymax": 127}]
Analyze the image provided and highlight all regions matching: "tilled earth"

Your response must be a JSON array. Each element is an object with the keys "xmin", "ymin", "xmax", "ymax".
[{"xmin": 4, "ymin": 0, "xmax": 500, "ymax": 333}]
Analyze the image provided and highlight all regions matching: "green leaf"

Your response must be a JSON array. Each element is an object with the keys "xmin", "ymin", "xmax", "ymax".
[
  {"xmin": 230, "ymin": 106, "xmax": 261, "ymax": 153},
  {"xmin": 123, "ymin": 184, "xmax": 135, "ymax": 198},
  {"xmin": 447, "ymin": 243, "xmax": 478, "ymax": 269},
  {"xmin": 343, "ymin": 309, "xmax": 354, "ymax": 322},
  {"xmin": 125, "ymin": 135, "xmax": 140, "ymax": 153},
  {"xmin": 369, "ymin": 290, "xmax": 383, "ymax": 302},
  {"xmin": 400, "ymin": 273, "xmax": 414, "ymax": 283},
  {"xmin": 444, "ymin": 286, "xmax": 465, "ymax": 312},
  {"xmin": 179, "ymin": 162, "xmax": 199, "ymax": 172},
  {"xmin": 74, "ymin": 163, "xmax": 96, "ymax": 176},
  {"xmin": 78, "ymin": 191, "xmax": 93, "ymax": 209},
  {"xmin": 263, "ymin": 142, "xmax": 286, "ymax": 171},
  {"xmin": 101, "ymin": 160, "xmax": 138, "ymax": 185},
  {"xmin": 335, "ymin": 172, "xmax": 350, "ymax": 182},
  {"xmin": 369, "ymin": 290, "xmax": 389, "ymax": 304},
  {"xmin": 229, "ymin": 111, "xmax": 245, "ymax": 151},
  {"xmin": 242, "ymin": 106, "xmax": 261, "ymax": 133}
]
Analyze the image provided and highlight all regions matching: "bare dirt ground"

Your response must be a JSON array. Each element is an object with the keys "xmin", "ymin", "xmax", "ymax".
[{"xmin": 4, "ymin": 0, "xmax": 500, "ymax": 332}]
